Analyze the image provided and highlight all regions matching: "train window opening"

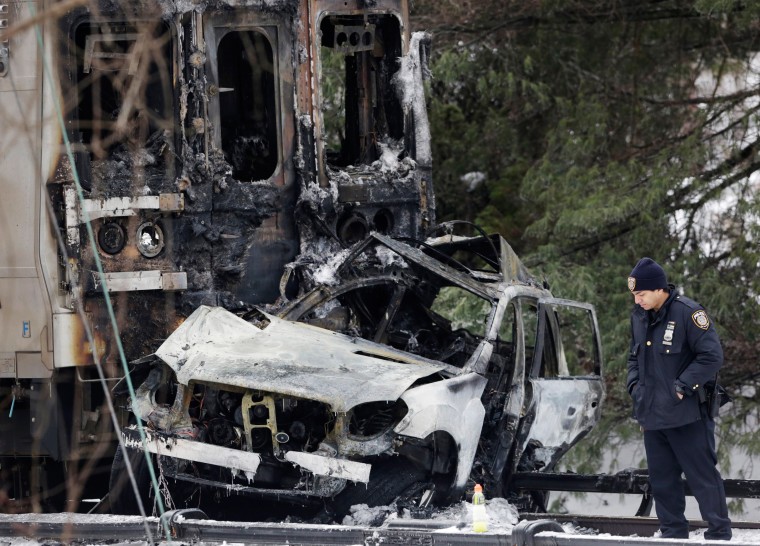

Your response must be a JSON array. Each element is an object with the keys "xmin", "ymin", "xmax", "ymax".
[
  {"xmin": 72, "ymin": 21, "xmax": 174, "ymax": 162},
  {"xmin": 217, "ymin": 30, "xmax": 278, "ymax": 181},
  {"xmin": 319, "ymin": 14, "xmax": 404, "ymax": 167}
]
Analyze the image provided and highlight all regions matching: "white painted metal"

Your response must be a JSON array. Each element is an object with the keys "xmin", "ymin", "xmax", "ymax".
[
  {"xmin": 92, "ymin": 270, "xmax": 188, "ymax": 292},
  {"xmin": 284, "ymin": 451, "xmax": 371, "ymax": 483},
  {"xmin": 0, "ymin": 1, "xmax": 49, "ymax": 375},
  {"xmin": 125, "ymin": 429, "xmax": 262, "ymax": 475},
  {"xmin": 395, "ymin": 372, "xmax": 487, "ymax": 491},
  {"xmin": 80, "ymin": 193, "xmax": 184, "ymax": 221}
]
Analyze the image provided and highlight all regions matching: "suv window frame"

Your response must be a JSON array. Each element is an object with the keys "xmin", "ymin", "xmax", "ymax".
[{"xmin": 531, "ymin": 298, "xmax": 603, "ymax": 379}]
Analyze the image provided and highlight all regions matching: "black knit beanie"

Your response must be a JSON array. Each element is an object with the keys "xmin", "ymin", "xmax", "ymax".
[{"xmin": 628, "ymin": 257, "xmax": 668, "ymax": 292}]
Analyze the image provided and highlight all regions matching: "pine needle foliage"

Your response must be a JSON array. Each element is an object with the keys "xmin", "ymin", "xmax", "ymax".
[{"xmin": 413, "ymin": 0, "xmax": 760, "ymax": 468}]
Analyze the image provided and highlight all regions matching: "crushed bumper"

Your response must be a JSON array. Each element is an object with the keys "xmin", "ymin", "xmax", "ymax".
[{"xmin": 121, "ymin": 427, "xmax": 371, "ymax": 484}]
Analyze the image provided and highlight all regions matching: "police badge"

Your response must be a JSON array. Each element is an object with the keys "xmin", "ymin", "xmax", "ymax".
[
  {"xmin": 692, "ymin": 310, "xmax": 710, "ymax": 330},
  {"xmin": 628, "ymin": 277, "xmax": 636, "ymax": 292}
]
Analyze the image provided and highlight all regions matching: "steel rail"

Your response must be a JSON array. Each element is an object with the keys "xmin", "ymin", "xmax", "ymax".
[
  {"xmin": 510, "ymin": 471, "xmax": 760, "ymax": 498},
  {"xmin": 2, "ymin": 511, "xmax": 760, "ymax": 545},
  {"xmin": 518, "ymin": 513, "xmax": 760, "ymax": 536}
]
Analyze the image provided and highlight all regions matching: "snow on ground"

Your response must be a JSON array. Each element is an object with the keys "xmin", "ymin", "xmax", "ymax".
[
  {"xmin": 341, "ymin": 498, "xmax": 760, "ymax": 542},
  {"xmin": 342, "ymin": 497, "xmax": 519, "ymax": 531}
]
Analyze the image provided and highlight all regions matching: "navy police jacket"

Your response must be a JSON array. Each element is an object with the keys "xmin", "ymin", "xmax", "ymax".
[{"xmin": 626, "ymin": 286, "xmax": 723, "ymax": 430}]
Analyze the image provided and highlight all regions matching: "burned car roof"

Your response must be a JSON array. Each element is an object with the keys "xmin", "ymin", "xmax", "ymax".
[{"xmin": 154, "ymin": 305, "xmax": 447, "ymax": 413}]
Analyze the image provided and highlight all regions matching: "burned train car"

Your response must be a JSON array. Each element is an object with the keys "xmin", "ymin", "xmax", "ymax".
[{"xmin": 0, "ymin": 0, "xmax": 432, "ymax": 509}]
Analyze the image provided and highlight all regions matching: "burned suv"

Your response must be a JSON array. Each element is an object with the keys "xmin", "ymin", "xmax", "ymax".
[{"xmin": 110, "ymin": 232, "xmax": 604, "ymax": 518}]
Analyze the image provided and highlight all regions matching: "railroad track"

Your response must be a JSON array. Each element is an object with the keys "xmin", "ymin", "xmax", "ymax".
[
  {"xmin": 519, "ymin": 512, "xmax": 760, "ymax": 536},
  {"xmin": 1, "ymin": 510, "xmax": 759, "ymax": 545}
]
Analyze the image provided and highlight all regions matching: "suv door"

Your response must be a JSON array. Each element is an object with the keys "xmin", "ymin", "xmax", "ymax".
[{"xmin": 515, "ymin": 298, "xmax": 605, "ymax": 473}]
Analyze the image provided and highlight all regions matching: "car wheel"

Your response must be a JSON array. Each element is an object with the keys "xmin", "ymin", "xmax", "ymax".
[{"xmin": 325, "ymin": 457, "xmax": 428, "ymax": 520}]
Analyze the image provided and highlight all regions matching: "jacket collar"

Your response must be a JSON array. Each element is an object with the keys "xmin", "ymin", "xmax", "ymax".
[
  {"xmin": 632, "ymin": 284, "xmax": 678, "ymax": 324},
  {"xmin": 651, "ymin": 286, "xmax": 678, "ymax": 324}
]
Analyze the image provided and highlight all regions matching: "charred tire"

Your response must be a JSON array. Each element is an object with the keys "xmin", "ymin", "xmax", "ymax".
[
  {"xmin": 326, "ymin": 458, "xmax": 428, "ymax": 519},
  {"xmin": 528, "ymin": 490, "xmax": 550, "ymax": 513},
  {"xmin": 508, "ymin": 489, "xmax": 550, "ymax": 513},
  {"xmin": 108, "ymin": 445, "xmax": 154, "ymax": 515}
]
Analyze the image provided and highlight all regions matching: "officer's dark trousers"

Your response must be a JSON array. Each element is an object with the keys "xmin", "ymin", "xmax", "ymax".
[{"xmin": 644, "ymin": 418, "xmax": 732, "ymax": 540}]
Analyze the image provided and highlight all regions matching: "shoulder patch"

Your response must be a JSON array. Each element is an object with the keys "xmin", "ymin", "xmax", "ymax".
[{"xmin": 692, "ymin": 310, "xmax": 710, "ymax": 330}]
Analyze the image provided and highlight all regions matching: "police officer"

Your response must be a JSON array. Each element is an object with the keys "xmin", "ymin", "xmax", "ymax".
[{"xmin": 626, "ymin": 257, "xmax": 731, "ymax": 540}]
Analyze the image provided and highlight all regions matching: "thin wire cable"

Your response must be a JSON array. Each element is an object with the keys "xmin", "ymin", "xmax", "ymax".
[{"xmin": 26, "ymin": 2, "xmax": 173, "ymax": 540}]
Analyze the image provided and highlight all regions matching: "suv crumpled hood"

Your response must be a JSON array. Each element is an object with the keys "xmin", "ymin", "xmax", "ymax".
[{"xmin": 155, "ymin": 306, "xmax": 446, "ymax": 412}]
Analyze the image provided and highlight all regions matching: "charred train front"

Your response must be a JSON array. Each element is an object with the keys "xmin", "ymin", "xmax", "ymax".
[{"xmin": 0, "ymin": 0, "xmax": 432, "ymax": 509}]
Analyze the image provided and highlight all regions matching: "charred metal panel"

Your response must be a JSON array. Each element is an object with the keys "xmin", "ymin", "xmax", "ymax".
[
  {"xmin": 123, "ymin": 427, "xmax": 264, "ymax": 475},
  {"xmin": 520, "ymin": 379, "xmax": 604, "ymax": 467},
  {"xmin": 293, "ymin": 0, "xmax": 431, "ymax": 274},
  {"xmin": 38, "ymin": 0, "xmax": 435, "ymax": 371},
  {"xmin": 508, "ymin": 298, "xmax": 605, "ymax": 477},
  {"xmin": 47, "ymin": 3, "xmax": 300, "ymax": 365},
  {"xmin": 203, "ymin": 10, "xmax": 299, "ymax": 303}
]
